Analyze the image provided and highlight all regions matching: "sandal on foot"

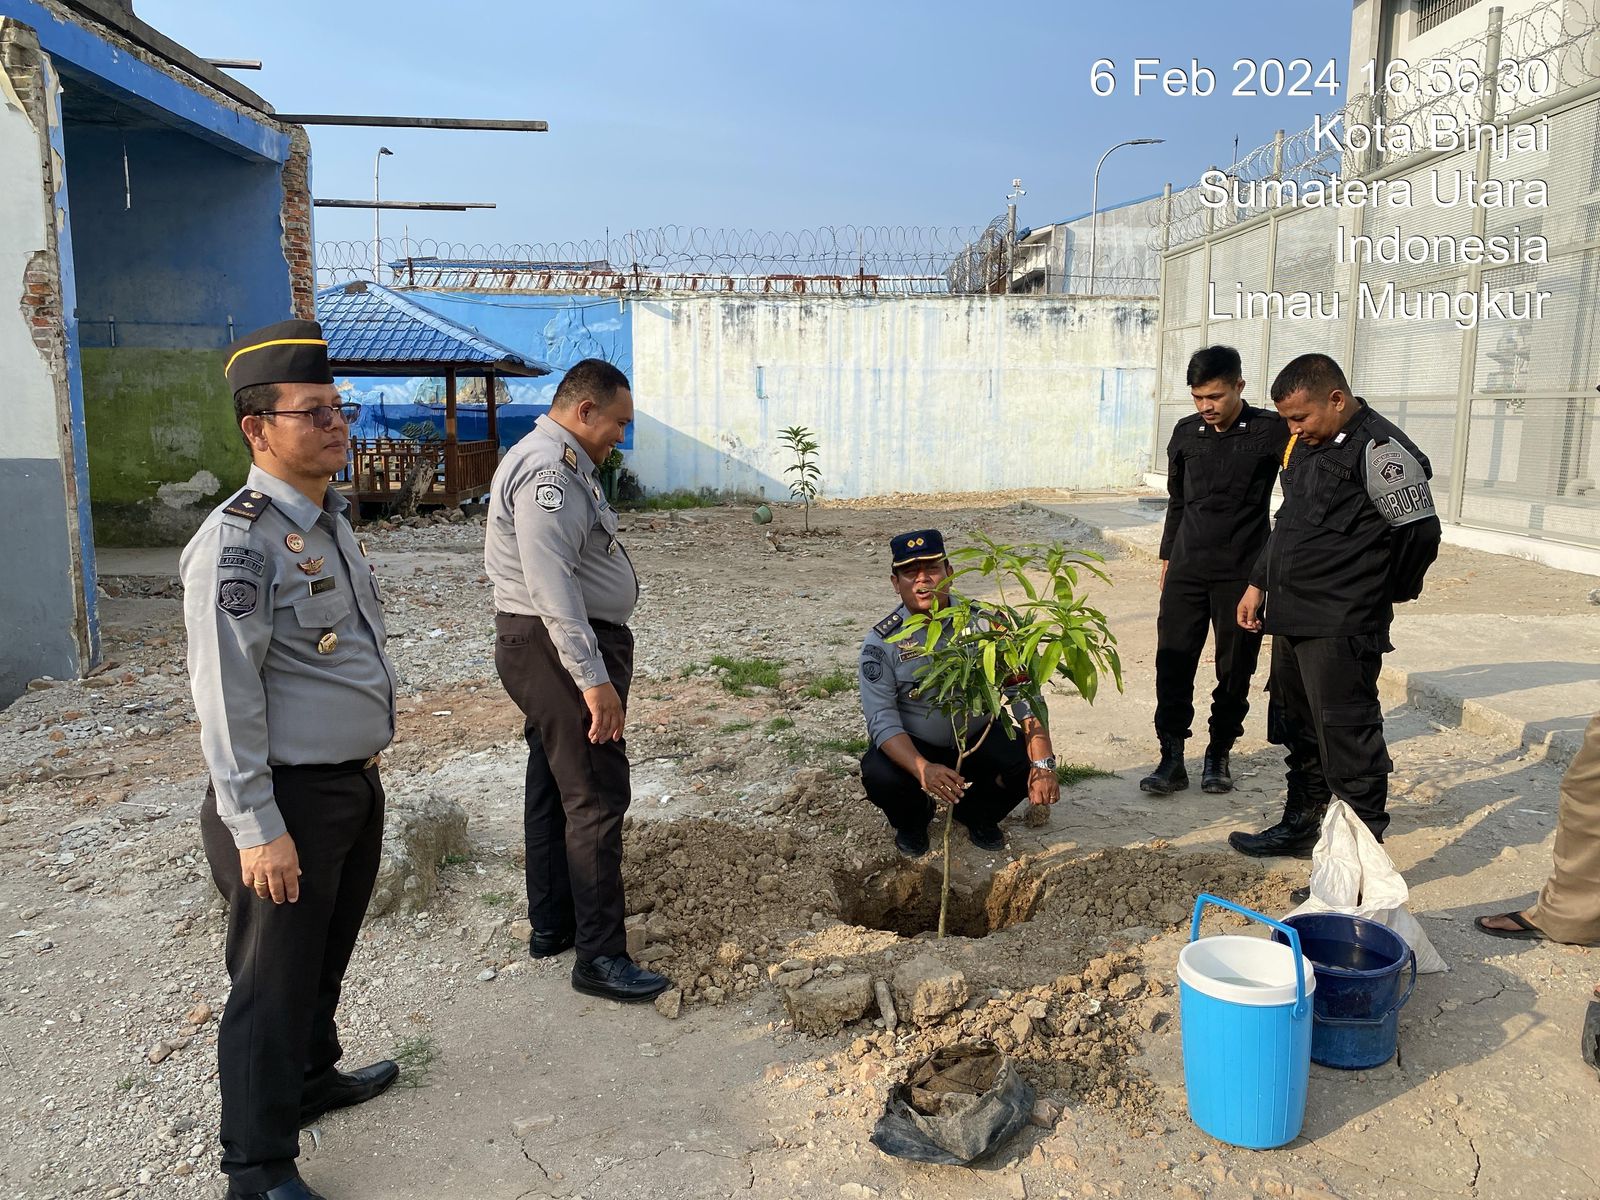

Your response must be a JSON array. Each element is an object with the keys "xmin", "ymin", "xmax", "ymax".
[{"xmin": 1474, "ymin": 911, "xmax": 1549, "ymax": 941}]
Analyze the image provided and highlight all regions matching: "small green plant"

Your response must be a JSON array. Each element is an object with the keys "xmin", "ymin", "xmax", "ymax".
[
  {"xmin": 765, "ymin": 716, "xmax": 796, "ymax": 733},
  {"xmin": 1056, "ymin": 762, "xmax": 1117, "ymax": 787},
  {"xmin": 392, "ymin": 1033, "xmax": 439, "ymax": 1089},
  {"xmin": 479, "ymin": 891, "xmax": 511, "ymax": 907},
  {"xmin": 889, "ymin": 535, "xmax": 1122, "ymax": 938},
  {"xmin": 721, "ymin": 720, "xmax": 755, "ymax": 733},
  {"xmin": 819, "ymin": 735, "xmax": 871, "ymax": 756},
  {"xmin": 709, "ymin": 654, "xmax": 786, "ymax": 695},
  {"xmin": 778, "ymin": 425, "xmax": 821, "ymax": 532},
  {"xmin": 802, "ymin": 668, "xmax": 856, "ymax": 699},
  {"xmin": 441, "ymin": 852, "xmax": 472, "ymax": 867}
]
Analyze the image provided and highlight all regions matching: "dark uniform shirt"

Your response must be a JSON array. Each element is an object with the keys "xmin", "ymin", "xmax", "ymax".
[
  {"xmin": 1160, "ymin": 403, "xmax": 1289, "ymax": 581},
  {"xmin": 1249, "ymin": 401, "xmax": 1441, "ymax": 637}
]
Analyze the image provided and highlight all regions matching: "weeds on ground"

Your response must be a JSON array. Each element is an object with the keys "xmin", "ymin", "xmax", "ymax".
[
  {"xmin": 819, "ymin": 735, "xmax": 870, "ymax": 756},
  {"xmin": 707, "ymin": 655, "xmax": 786, "ymax": 695},
  {"xmin": 721, "ymin": 720, "xmax": 754, "ymax": 733},
  {"xmin": 625, "ymin": 489, "xmax": 715, "ymax": 511},
  {"xmin": 1056, "ymin": 762, "xmax": 1117, "ymax": 787},
  {"xmin": 479, "ymin": 891, "xmax": 511, "ymax": 907},
  {"xmin": 441, "ymin": 852, "xmax": 472, "ymax": 867},
  {"xmin": 392, "ymin": 1034, "xmax": 439, "ymax": 1089},
  {"xmin": 765, "ymin": 716, "xmax": 795, "ymax": 734},
  {"xmin": 801, "ymin": 668, "xmax": 855, "ymax": 699}
]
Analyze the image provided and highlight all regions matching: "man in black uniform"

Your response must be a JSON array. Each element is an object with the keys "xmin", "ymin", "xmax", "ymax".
[
  {"xmin": 1231, "ymin": 353, "xmax": 1441, "ymax": 857},
  {"xmin": 1143, "ymin": 345, "xmax": 1288, "ymax": 796},
  {"xmin": 183, "ymin": 321, "xmax": 400, "ymax": 1200}
]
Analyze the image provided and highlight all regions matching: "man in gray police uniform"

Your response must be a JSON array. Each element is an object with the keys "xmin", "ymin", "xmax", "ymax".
[
  {"xmin": 857, "ymin": 529, "xmax": 1061, "ymax": 855},
  {"xmin": 485, "ymin": 358, "xmax": 670, "ymax": 1002},
  {"xmin": 181, "ymin": 320, "xmax": 399, "ymax": 1200}
]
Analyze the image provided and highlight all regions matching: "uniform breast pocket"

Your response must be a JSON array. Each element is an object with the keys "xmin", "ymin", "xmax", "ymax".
[
  {"xmin": 1180, "ymin": 445, "xmax": 1220, "ymax": 500},
  {"xmin": 1304, "ymin": 458, "xmax": 1364, "ymax": 532},
  {"xmin": 277, "ymin": 592, "xmax": 357, "ymax": 664}
]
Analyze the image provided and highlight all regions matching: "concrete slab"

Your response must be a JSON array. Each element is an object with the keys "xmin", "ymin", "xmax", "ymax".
[{"xmin": 1029, "ymin": 495, "xmax": 1600, "ymax": 772}]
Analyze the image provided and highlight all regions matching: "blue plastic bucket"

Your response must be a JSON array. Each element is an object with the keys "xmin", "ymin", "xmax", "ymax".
[
  {"xmin": 1272, "ymin": 913, "xmax": 1417, "ymax": 1070},
  {"xmin": 1179, "ymin": 894, "xmax": 1316, "ymax": 1150}
]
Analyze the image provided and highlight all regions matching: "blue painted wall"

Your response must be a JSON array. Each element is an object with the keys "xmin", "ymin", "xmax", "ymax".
[
  {"xmin": 66, "ymin": 126, "xmax": 291, "ymax": 349},
  {"xmin": 335, "ymin": 293, "xmax": 634, "ymax": 450}
]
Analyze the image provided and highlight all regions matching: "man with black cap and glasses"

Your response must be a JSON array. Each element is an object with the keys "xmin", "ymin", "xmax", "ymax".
[
  {"xmin": 856, "ymin": 529, "xmax": 1060, "ymax": 855},
  {"xmin": 181, "ymin": 319, "xmax": 399, "ymax": 1200}
]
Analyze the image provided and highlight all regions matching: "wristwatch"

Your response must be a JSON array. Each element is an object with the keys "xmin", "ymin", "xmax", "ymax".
[{"xmin": 1030, "ymin": 755, "xmax": 1057, "ymax": 772}]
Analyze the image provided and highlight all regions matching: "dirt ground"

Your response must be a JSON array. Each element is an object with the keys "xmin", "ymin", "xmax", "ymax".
[{"xmin": 1, "ymin": 495, "xmax": 1597, "ymax": 1199}]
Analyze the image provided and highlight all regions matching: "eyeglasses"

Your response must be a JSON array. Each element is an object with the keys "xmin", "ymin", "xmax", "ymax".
[{"xmin": 258, "ymin": 403, "xmax": 361, "ymax": 430}]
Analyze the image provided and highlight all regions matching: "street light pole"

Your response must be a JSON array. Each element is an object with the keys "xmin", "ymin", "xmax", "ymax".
[
  {"xmin": 1089, "ymin": 137, "xmax": 1163, "ymax": 296},
  {"xmin": 373, "ymin": 146, "xmax": 394, "ymax": 282}
]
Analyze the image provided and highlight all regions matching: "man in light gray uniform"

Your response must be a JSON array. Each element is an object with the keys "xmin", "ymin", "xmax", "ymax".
[
  {"xmin": 182, "ymin": 320, "xmax": 399, "ymax": 1200},
  {"xmin": 485, "ymin": 358, "xmax": 669, "ymax": 1002},
  {"xmin": 858, "ymin": 529, "xmax": 1061, "ymax": 856}
]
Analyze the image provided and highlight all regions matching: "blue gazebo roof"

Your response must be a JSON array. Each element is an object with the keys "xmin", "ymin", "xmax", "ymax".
[{"xmin": 315, "ymin": 281, "xmax": 551, "ymax": 377}]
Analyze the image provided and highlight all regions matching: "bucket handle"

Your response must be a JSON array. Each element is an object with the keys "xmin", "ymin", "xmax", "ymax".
[
  {"xmin": 1313, "ymin": 947, "xmax": 1418, "ymax": 1026},
  {"xmin": 1190, "ymin": 893, "xmax": 1310, "ymax": 1020}
]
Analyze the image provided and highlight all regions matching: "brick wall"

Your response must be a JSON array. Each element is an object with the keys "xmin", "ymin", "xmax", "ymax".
[
  {"xmin": 1, "ymin": 27, "xmax": 67, "ymax": 370},
  {"xmin": 280, "ymin": 125, "xmax": 315, "ymax": 319}
]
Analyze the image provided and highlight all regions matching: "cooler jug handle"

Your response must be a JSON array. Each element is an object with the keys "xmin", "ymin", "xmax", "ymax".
[{"xmin": 1191, "ymin": 893, "xmax": 1310, "ymax": 1020}]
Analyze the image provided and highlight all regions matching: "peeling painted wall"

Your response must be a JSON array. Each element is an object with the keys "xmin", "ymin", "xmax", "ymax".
[
  {"xmin": 627, "ymin": 294, "xmax": 1158, "ymax": 499},
  {"xmin": 0, "ymin": 21, "xmax": 84, "ymax": 701}
]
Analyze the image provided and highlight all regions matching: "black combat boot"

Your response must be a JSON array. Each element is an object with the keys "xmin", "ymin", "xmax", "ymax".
[
  {"xmin": 1138, "ymin": 734, "xmax": 1188, "ymax": 795},
  {"xmin": 1228, "ymin": 796, "xmax": 1325, "ymax": 858},
  {"xmin": 1201, "ymin": 743, "xmax": 1234, "ymax": 794}
]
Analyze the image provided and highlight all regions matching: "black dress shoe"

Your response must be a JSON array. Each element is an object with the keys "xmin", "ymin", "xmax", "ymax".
[
  {"xmin": 299, "ymin": 1059, "xmax": 399, "ymax": 1127},
  {"xmin": 229, "ymin": 1174, "xmax": 328, "ymax": 1200},
  {"xmin": 529, "ymin": 928, "xmax": 577, "ymax": 958},
  {"xmin": 964, "ymin": 823, "xmax": 1005, "ymax": 852},
  {"xmin": 572, "ymin": 953, "xmax": 671, "ymax": 1001},
  {"xmin": 894, "ymin": 824, "xmax": 930, "ymax": 857}
]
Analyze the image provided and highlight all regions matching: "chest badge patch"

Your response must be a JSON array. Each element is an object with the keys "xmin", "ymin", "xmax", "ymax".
[
  {"xmin": 297, "ymin": 556, "xmax": 325, "ymax": 575},
  {"xmin": 317, "ymin": 631, "xmax": 339, "ymax": 655},
  {"xmin": 284, "ymin": 532, "xmax": 305, "ymax": 553}
]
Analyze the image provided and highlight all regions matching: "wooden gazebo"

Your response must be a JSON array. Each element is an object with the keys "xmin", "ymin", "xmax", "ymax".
[{"xmin": 316, "ymin": 281, "xmax": 551, "ymax": 508}]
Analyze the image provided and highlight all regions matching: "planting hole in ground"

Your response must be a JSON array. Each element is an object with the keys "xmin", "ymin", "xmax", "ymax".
[{"xmin": 833, "ymin": 856, "xmax": 1045, "ymax": 939}]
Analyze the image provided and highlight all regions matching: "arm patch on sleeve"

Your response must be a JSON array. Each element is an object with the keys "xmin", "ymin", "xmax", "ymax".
[
  {"xmin": 1366, "ymin": 438, "xmax": 1437, "ymax": 527},
  {"xmin": 217, "ymin": 579, "xmax": 258, "ymax": 619},
  {"xmin": 861, "ymin": 643, "xmax": 886, "ymax": 683},
  {"xmin": 534, "ymin": 482, "xmax": 565, "ymax": 512}
]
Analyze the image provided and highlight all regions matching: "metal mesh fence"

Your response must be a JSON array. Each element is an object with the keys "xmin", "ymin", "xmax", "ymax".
[{"xmin": 1151, "ymin": 1, "xmax": 1600, "ymax": 550}]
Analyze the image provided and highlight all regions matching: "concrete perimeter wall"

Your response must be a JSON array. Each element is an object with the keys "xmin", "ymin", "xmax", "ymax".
[{"xmin": 627, "ymin": 294, "xmax": 1158, "ymax": 499}]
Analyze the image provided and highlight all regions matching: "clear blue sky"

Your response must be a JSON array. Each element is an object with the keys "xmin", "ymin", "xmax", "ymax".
[{"xmin": 139, "ymin": 1, "xmax": 1351, "ymax": 249}]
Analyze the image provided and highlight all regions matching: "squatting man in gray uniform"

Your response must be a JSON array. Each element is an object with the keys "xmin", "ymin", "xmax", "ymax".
[
  {"xmin": 485, "ymin": 358, "xmax": 671, "ymax": 1002},
  {"xmin": 857, "ymin": 529, "xmax": 1061, "ymax": 856},
  {"xmin": 181, "ymin": 320, "xmax": 399, "ymax": 1200}
]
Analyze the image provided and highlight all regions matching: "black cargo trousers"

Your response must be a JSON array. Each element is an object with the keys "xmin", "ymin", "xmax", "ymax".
[
  {"xmin": 1267, "ymin": 631, "xmax": 1394, "ymax": 840},
  {"xmin": 494, "ymin": 611, "xmax": 633, "ymax": 961},
  {"xmin": 1154, "ymin": 572, "xmax": 1263, "ymax": 745}
]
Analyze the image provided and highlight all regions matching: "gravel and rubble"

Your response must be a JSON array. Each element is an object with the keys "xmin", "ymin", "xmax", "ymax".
[{"xmin": 2, "ymin": 496, "xmax": 1597, "ymax": 1199}]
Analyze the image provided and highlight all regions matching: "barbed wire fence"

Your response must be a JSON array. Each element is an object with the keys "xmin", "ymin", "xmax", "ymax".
[
  {"xmin": 317, "ymin": 221, "xmax": 1031, "ymax": 296},
  {"xmin": 1151, "ymin": 0, "xmax": 1600, "ymax": 249}
]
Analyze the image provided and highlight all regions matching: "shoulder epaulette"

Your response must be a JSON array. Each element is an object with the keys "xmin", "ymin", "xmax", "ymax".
[
  {"xmin": 222, "ymin": 488, "xmax": 272, "ymax": 521},
  {"xmin": 873, "ymin": 610, "xmax": 904, "ymax": 638}
]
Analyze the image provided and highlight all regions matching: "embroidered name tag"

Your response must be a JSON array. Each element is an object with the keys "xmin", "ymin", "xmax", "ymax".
[{"xmin": 218, "ymin": 547, "xmax": 265, "ymax": 576}]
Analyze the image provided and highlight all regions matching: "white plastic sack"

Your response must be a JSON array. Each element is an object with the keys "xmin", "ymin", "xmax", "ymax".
[{"xmin": 1285, "ymin": 799, "xmax": 1448, "ymax": 974}]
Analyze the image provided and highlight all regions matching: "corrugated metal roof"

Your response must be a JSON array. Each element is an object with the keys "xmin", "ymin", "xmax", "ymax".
[{"xmin": 315, "ymin": 281, "xmax": 551, "ymax": 376}]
